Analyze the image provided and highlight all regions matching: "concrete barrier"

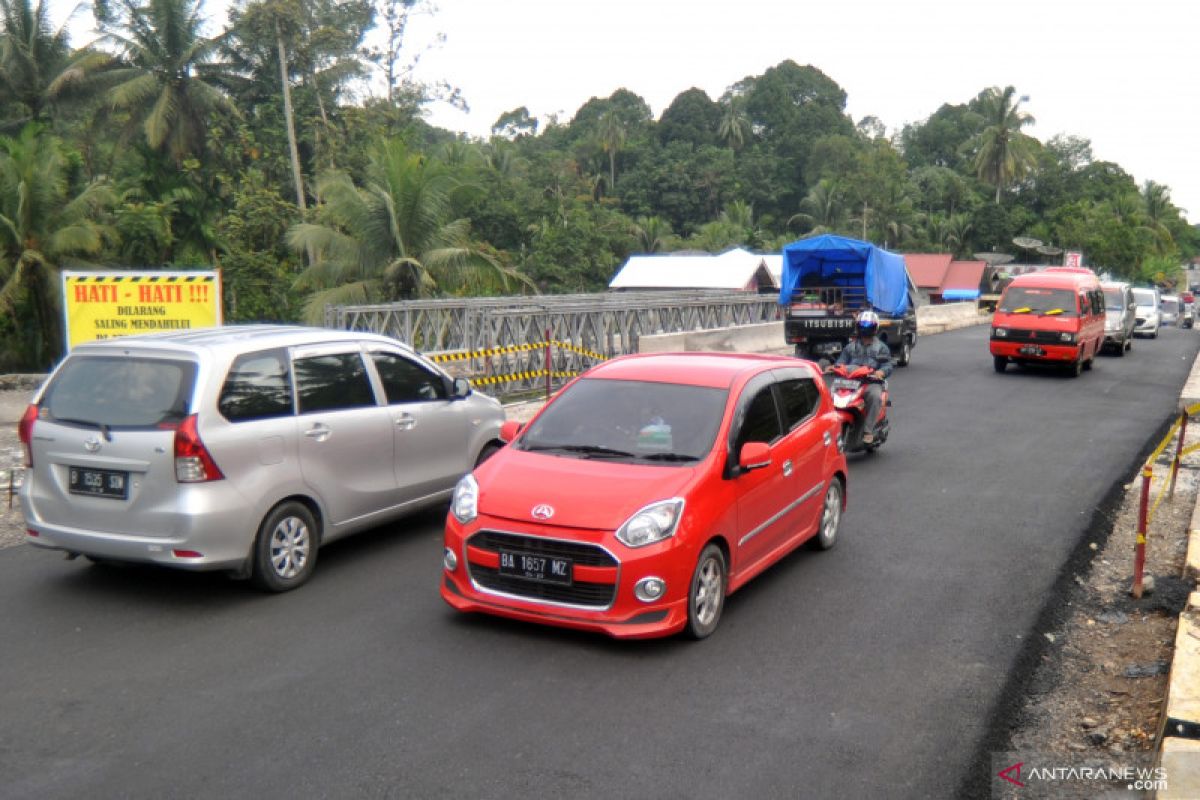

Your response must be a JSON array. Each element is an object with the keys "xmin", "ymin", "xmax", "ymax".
[
  {"xmin": 1159, "ymin": 349, "xmax": 1200, "ymax": 792},
  {"xmin": 916, "ymin": 302, "xmax": 991, "ymax": 334},
  {"xmin": 638, "ymin": 322, "xmax": 785, "ymax": 355},
  {"xmin": 638, "ymin": 305, "xmax": 991, "ymax": 356}
]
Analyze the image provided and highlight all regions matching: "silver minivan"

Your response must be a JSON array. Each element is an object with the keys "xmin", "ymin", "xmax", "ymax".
[
  {"xmin": 18, "ymin": 325, "xmax": 505, "ymax": 591},
  {"xmin": 1100, "ymin": 281, "xmax": 1136, "ymax": 355}
]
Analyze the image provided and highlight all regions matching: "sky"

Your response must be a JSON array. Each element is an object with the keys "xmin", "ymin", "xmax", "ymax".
[{"xmin": 57, "ymin": 0, "xmax": 1200, "ymax": 224}]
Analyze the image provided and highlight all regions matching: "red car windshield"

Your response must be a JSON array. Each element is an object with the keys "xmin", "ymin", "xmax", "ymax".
[{"xmin": 518, "ymin": 378, "xmax": 728, "ymax": 463}]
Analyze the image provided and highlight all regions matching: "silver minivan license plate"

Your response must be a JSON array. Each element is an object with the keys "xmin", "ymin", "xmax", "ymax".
[{"xmin": 68, "ymin": 467, "xmax": 128, "ymax": 499}]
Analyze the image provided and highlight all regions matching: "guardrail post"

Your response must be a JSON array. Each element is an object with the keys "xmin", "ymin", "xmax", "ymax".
[
  {"xmin": 1132, "ymin": 465, "xmax": 1153, "ymax": 598},
  {"xmin": 1170, "ymin": 409, "xmax": 1189, "ymax": 499},
  {"xmin": 545, "ymin": 328, "xmax": 552, "ymax": 401}
]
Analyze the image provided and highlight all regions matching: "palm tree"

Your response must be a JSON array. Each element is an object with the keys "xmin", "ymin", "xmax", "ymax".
[
  {"xmin": 0, "ymin": 125, "xmax": 115, "ymax": 365},
  {"xmin": 717, "ymin": 97, "xmax": 750, "ymax": 150},
  {"xmin": 96, "ymin": 0, "xmax": 236, "ymax": 164},
  {"xmin": 0, "ymin": 0, "xmax": 106, "ymax": 129},
  {"xmin": 1141, "ymin": 180, "xmax": 1177, "ymax": 254},
  {"xmin": 597, "ymin": 109, "xmax": 626, "ymax": 192},
  {"xmin": 788, "ymin": 179, "xmax": 845, "ymax": 233},
  {"xmin": 287, "ymin": 139, "xmax": 533, "ymax": 322},
  {"xmin": 631, "ymin": 215, "xmax": 673, "ymax": 253},
  {"xmin": 968, "ymin": 86, "xmax": 1038, "ymax": 204}
]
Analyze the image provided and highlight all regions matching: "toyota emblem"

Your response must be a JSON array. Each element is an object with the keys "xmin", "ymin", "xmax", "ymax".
[
  {"xmin": 83, "ymin": 436, "xmax": 102, "ymax": 453},
  {"xmin": 531, "ymin": 504, "xmax": 555, "ymax": 520}
]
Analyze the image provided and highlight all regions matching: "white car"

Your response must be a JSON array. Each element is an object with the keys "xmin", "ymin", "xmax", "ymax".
[
  {"xmin": 1160, "ymin": 294, "xmax": 1181, "ymax": 326},
  {"xmin": 1132, "ymin": 287, "xmax": 1162, "ymax": 337}
]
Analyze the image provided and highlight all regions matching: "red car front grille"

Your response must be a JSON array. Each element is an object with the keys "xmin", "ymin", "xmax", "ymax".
[{"xmin": 466, "ymin": 530, "xmax": 618, "ymax": 608}]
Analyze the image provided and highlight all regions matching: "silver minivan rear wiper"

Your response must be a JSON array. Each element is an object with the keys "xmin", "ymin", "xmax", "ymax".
[{"xmin": 55, "ymin": 417, "xmax": 114, "ymax": 442}]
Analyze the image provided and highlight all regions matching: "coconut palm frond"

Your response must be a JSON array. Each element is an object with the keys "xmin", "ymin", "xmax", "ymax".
[{"xmin": 300, "ymin": 280, "xmax": 377, "ymax": 324}]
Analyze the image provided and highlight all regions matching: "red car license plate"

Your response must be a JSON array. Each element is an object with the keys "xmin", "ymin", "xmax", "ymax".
[
  {"xmin": 1019, "ymin": 345, "xmax": 1044, "ymax": 356},
  {"xmin": 498, "ymin": 550, "xmax": 572, "ymax": 585}
]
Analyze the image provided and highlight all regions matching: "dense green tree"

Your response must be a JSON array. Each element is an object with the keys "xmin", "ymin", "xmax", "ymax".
[
  {"xmin": 898, "ymin": 102, "xmax": 982, "ymax": 172},
  {"xmin": 492, "ymin": 106, "xmax": 538, "ymax": 139},
  {"xmin": 657, "ymin": 88, "xmax": 719, "ymax": 148},
  {"xmin": 0, "ymin": 125, "xmax": 115, "ymax": 365}
]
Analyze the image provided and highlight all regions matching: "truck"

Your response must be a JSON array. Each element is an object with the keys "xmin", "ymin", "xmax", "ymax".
[{"xmin": 778, "ymin": 234, "xmax": 918, "ymax": 366}]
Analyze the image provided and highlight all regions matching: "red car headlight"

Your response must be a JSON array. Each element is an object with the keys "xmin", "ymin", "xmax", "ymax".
[{"xmin": 616, "ymin": 498, "xmax": 685, "ymax": 548}]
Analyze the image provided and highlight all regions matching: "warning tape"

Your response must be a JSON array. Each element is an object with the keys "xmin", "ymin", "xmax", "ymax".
[
  {"xmin": 430, "ymin": 342, "xmax": 548, "ymax": 362},
  {"xmin": 429, "ymin": 341, "xmax": 607, "ymax": 363},
  {"xmin": 469, "ymin": 370, "xmax": 580, "ymax": 387}
]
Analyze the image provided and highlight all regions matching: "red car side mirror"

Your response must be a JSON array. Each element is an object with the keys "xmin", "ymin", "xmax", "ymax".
[
  {"xmin": 499, "ymin": 420, "xmax": 523, "ymax": 443},
  {"xmin": 738, "ymin": 441, "xmax": 771, "ymax": 471}
]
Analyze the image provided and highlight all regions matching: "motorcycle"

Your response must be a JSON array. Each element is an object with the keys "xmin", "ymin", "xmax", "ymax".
[{"xmin": 825, "ymin": 364, "xmax": 890, "ymax": 454}]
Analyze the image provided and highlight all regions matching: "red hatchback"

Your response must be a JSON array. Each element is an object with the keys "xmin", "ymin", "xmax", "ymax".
[{"xmin": 441, "ymin": 353, "xmax": 849, "ymax": 639}]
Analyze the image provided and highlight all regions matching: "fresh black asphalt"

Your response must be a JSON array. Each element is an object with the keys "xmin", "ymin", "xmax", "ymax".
[{"xmin": 2, "ymin": 325, "xmax": 1197, "ymax": 799}]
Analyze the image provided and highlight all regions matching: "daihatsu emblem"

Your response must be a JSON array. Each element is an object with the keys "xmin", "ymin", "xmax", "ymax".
[
  {"xmin": 531, "ymin": 504, "xmax": 555, "ymax": 520},
  {"xmin": 83, "ymin": 436, "xmax": 102, "ymax": 453}
]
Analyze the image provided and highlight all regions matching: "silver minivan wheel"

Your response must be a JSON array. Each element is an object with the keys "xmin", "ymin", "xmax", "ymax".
[{"xmin": 252, "ymin": 501, "xmax": 319, "ymax": 592}]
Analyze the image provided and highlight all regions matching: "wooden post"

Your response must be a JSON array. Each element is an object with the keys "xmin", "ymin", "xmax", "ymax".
[
  {"xmin": 1132, "ymin": 465, "xmax": 1153, "ymax": 598},
  {"xmin": 1170, "ymin": 409, "xmax": 1189, "ymax": 499}
]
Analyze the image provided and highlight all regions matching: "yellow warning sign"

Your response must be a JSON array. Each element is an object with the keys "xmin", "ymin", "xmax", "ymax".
[{"xmin": 62, "ymin": 271, "xmax": 223, "ymax": 350}]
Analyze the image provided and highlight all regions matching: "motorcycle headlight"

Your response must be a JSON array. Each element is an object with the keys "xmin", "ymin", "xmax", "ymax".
[
  {"xmin": 993, "ymin": 328, "xmax": 1008, "ymax": 338},
  {"xmin": 616, "ymin": 499, "xmax": 685, "ymax": 548},
  {"xmin": 1059, "ymin": 331, "xmax": 1076, "ymax": 343},
  {"xmin": 451, "ymin": 474, "xmax": 479, "ymax": 524}
]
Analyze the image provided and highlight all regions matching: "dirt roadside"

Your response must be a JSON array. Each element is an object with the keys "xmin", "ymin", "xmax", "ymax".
[{"xmin": 976, "ymin": 418, "xmax": 1199, "ymax": 798}]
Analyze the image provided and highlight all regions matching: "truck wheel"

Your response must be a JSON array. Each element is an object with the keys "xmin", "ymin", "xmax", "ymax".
[
  {"xmin": 896, "ymin": 339, "xmax": 912, "ymax": 367},
  {"xmin": 793, "ymin": 344, "xmax": 809, "ymax": 359},
  {"xmin": 993, "ymin": 356, "xmax": 1007, "ymax": 373}
]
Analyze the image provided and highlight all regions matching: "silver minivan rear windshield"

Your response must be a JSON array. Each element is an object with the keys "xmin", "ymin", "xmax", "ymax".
[{"xmin": 43, "ymin": 355, "xmax": 196, "ymax": 429}]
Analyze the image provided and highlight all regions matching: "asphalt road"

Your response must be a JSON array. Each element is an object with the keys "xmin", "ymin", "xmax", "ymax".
[{"xmin": 2, "ymin": 326, "xmax": 1198, "ymax": 799}]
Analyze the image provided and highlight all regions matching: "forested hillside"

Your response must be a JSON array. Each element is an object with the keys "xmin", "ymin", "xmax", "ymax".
[{"xmin": 1, "ymin": 0, "xmax": 1195, "ymax": 369}]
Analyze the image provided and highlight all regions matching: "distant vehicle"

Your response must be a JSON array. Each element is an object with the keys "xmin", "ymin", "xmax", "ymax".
[
  {"xmin": 1132, "ymin": 287, "xmax": 1162, "ymax": 337},
  {"xmin": 1100, "ymin": 281, "xmax": 1136, "ymax": 355},
  {"xmin": 779, "ymin": 234, "xmax": 918, "ymax": 366},
  {"xmin": 19, "ymin": 325, "xmax": 506, "ymax": 591},
  {"xmin": 442, "ymin": 352, "xmax": 849, "ymax": 640},
  {"xmin": 1160, "ymin": 295, "xmax": 1181, "ymax": 327},
  {"xmin": 990, "ymin": 267, "xmax": 1106, "ymax": 377}
]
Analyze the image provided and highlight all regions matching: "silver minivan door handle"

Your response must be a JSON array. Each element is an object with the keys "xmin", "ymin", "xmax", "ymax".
[
  {"xmin": 304, "ymin": 424, "xmax": 331, "ymax": 442},
  {"xmin": 395, "ymin": 413, "xmax": 416, "ymax": 431}
]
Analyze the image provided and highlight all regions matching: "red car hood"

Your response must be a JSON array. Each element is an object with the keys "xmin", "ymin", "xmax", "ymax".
[{"xmin": 477, "ymin": 449, "xmax": 700, "ymax": 530}]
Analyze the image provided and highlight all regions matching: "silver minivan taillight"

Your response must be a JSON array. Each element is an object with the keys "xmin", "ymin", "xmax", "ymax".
[
  {"xmin": 173, "ymin": 414, "xmax": 224, "ymax": 482},
  {"xmin": 17, "ymin": 403, "xmax": 37, "ymax": 467}
]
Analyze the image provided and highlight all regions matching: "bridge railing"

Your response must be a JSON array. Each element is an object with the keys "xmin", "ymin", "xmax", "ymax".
[{"xmin": 327, "ymin": 291, "xmax": 782, "ymax": 395}]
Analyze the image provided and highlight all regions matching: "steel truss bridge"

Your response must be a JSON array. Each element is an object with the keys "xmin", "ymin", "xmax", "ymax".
[{"xmin": 327, "ymin": 291, "xmax": 781, "ymax": 396}]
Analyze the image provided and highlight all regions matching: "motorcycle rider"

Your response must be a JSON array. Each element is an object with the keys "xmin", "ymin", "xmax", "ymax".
[{"xmin": 824, "ymin": 310, "xmax": 893, "ymax": 444}]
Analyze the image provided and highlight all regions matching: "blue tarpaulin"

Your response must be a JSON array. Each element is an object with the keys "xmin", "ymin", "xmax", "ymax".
[
  {"xmin": 778, "ymin": 234, "xmax": 910, "ymax": 316},
  {"xmin": 941, "ymin": 288, "xmax": 980, "ymax": 301}
]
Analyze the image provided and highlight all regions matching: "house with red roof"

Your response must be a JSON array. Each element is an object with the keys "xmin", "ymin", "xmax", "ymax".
[{"xmin": 904, "ymin": 254, "xmax": 987, "ymax": 304}]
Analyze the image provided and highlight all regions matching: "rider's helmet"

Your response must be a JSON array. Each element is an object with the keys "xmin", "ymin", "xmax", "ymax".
[{"xmin": 855, "ymin": 310, "xmax": 880, "ymax": 338}]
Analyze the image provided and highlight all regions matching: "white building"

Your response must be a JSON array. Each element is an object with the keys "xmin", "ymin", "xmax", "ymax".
[{"xmin": 609, "ymin": 248, "xmax": 782, "ymax": 292}]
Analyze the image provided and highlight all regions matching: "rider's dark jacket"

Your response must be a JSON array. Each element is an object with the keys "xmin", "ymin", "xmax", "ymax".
[{"xmin": 834, "ymin": 337, "xmax": 894, "ymax": 378}]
